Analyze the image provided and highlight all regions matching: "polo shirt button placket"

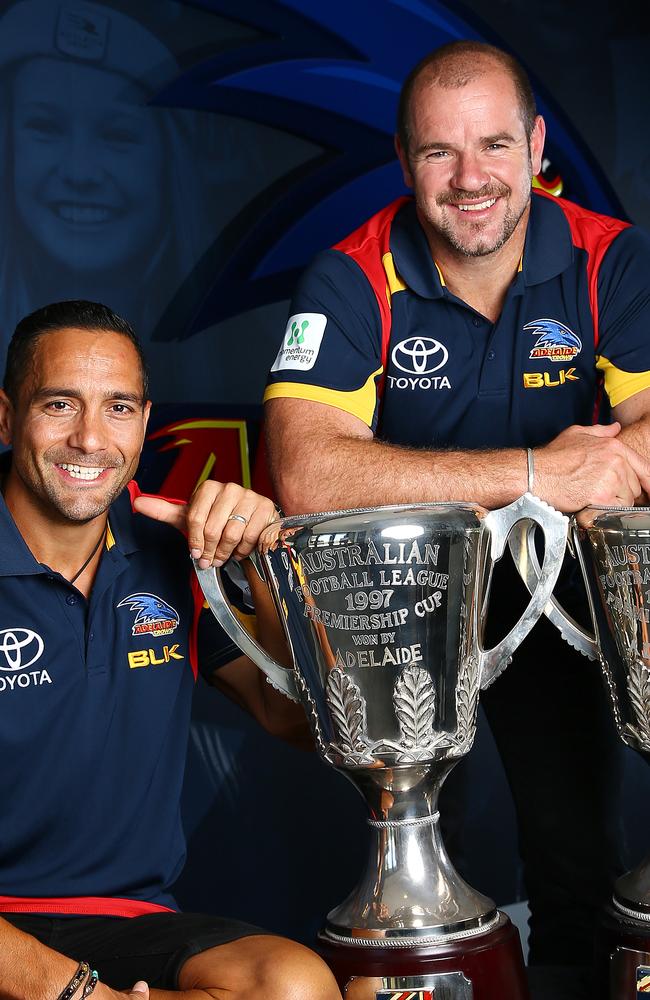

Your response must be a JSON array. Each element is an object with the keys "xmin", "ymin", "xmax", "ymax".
[
  {"xmin": 478, "ymin": 316, "xmax": 508, "ymax": 395},
  {"xmin": 85, "ymin": 606, "xmax": 106, "ymax": 676}
]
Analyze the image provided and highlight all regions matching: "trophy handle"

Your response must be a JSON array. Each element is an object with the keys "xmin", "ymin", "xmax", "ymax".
[
  {"xmin": 507, "ymin": 516, "xmax": 598, "ymax": 660},
  {"xmin": 193, "ymin": 556, "xmax": 300, "ymax": 702},
  {"xmin": 478, "ymin": 492, "xmax": 569, "ymax": 689}
]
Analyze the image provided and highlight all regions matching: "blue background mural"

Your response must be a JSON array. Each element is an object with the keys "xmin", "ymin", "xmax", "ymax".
[{"xmin": 0, "ymin": 0, "xmax": 648, "ymax": 949}]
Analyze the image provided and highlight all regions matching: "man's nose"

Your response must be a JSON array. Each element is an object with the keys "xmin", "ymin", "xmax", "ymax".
[
  {"xmin": 67, "ymin": 410, "xmax": 108, "ymax": 452},
  {"xmin": 451, "ymin": 151, "xmax": 490, "ymax": 191},
  {"xmin": 57, "ymin": 130, "xmax": 104, "ymax": 189}
]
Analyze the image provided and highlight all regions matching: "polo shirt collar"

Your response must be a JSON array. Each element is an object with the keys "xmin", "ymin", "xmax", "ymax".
[
  {"xmin": 104, "ymin": 486, "xmax": 140, "ymax": 556},
  {"xmin": 521, "ymin": 190, "xmax": 574, "ymax": 286},
  {"xmin": 390, "ymin": 199, "xmax": 446, "ymax": 300},
  {"xmin": 0, "ymin": 494, "xmax": 41, "ymax": 578},
  {"xmin": 389, "ymin": 191, "xmax": 574, "ymax": 297}
]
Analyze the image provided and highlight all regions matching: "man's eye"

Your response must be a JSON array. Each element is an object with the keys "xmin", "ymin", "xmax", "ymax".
[
  {"xmin": 487, "ymin": 143, "xmax": 507, "ymax": 151},
  {"xmin": 21, "ymin": 115, "xmax": 64, "ymax": 139},
  {"xmin": 48, "ymin": 400, "xmax": 72, "ymax": 411},
  {"xmin": 109, "ymin": 403, "xmax": 133, "ymax": 414},
  {"xmin": 101, "ymin": 127, "xmax": 141, "ymax": 147},
  {"xmin": 425, "ymin": 150, "xmax": 449, "ymax": 160}
]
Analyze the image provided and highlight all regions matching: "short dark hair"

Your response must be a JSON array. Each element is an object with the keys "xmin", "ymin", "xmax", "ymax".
[
  {"xmin": 3, "ymin": 300, "xmax": 150, "ymax": 404},
  {"xmin": 397, "ymin": 40, "xmax": 537, "ymax": 155}
]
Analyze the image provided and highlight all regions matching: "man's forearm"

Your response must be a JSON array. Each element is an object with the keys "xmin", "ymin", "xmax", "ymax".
[
  {"xmin": 614, "ymin": 414, "xmax": 650, "ymax": 504},
  {"xmin": 0, "ymin": 917, "xmax": 97, "ymax": 1000},
  {"xmin": 0, "ymin": 915, "xmax": 148, "ymax": 1000},
  {"xmin": 618, "ymin": 414, "xmax": 650, "ymax": 458},
  {"xmin": 274, "ymin": 433, "xmax": 528, "ymax": 515},
  {"xmin": 210, "ymin": 563, "xmax": 313, "ymax": 747},
  {"xmin": 266, "ymin": 399, "xmax": 650, "ymax": 514}
]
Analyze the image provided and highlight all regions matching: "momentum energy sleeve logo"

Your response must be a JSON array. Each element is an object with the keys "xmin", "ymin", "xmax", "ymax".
[{"xmin": 271, "ymin": 313, "xmax": 326, "ymax": 371}]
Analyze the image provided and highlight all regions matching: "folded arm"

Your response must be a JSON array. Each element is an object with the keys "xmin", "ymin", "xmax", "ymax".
[
  {"xmin": 265, "ymin": 395, "xmax": 650, "ymax": 515},
  {"xmin": 613, "ymin": 386, "xmax": 650, "ymax": 458}
]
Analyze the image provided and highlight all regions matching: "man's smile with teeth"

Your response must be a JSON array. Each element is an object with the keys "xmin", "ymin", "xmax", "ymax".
[
  {"xmin": 58, "ymin": 463, "xmax": 106, "ymax": 480},
  {"xmin": 55, "ymin": 203, "xmax": 115, "ymax": 225},
  {"xmin": 456, "ymin": 198, "xmax": 497, "ymax": 212}
]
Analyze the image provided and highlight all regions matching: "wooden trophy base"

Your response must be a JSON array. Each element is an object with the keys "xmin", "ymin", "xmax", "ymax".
[
  {"xmin": 317, "ymin": 912, "xmax": 529, "ymax": 999},
  {"xmin": 596, "ymin": 904, "xmax": 650, "ymax": 999}
]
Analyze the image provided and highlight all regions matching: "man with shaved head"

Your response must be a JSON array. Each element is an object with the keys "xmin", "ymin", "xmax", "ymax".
[{"xmin": 264, "ymin": 39, "xmax": 650, "ymax": 995}]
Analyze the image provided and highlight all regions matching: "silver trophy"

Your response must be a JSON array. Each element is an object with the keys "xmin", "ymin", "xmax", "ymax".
[
  {"xmin": 196, "ymin": 495, "xmax": 567, "ymax": 998},
  {"xmin": 510, "ymin": 506, "xmax": 650, "ymax": 996}
]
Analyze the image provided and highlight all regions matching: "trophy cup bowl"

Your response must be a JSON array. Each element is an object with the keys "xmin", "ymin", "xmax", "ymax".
[
  {"xmin": 196, "ymin": 494, "xmax": 567, "ymax": 1000},
  {"xmin": 510, "ymin": 506, "xmax": 650, "ymax": 998}
]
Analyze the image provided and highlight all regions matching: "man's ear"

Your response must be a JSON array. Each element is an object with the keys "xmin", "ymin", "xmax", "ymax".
[
  {"xmin": 139, "ymin": 400, "xmax": 152, "ymax": 450},
  {"xmin": 395, "ymin": 134, "xmax": 414, "ymax": 189},
  {"xmin": 0, "ymin": 389, "xmax": 14, "ymax": 447},
  {"xmin": 530, "ymin": 115, "xmax": 546, "ymax": 177}
]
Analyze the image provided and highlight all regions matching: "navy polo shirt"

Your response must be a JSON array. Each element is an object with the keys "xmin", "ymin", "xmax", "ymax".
[
  {"xmin": 265, "ymin": 191, "xmax": 650, "ymax": 449},
  {"xmin": 0, "ymin": 479, "xmax": 237, "ymax": 914}
]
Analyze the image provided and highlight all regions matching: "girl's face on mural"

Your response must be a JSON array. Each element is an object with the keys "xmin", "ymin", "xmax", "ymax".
[{"xmin": 12, "ymin": 57, "xmax": 165, "ymax": 273}]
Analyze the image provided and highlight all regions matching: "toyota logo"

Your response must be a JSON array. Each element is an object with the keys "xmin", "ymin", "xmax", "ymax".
[
  {"xmin": 391, "ymin": 337, "xmax": 448, "ymax": 375},
  {"xmin": 0, "ymin": 628, "xmax": 45, "ymax": 671}
]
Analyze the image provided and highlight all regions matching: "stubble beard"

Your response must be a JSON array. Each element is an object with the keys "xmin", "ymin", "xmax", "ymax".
[
  {"xmin": 424, "ymin": 173, "xmax": 532, "ymax": 258},
  {"xmin": 27, "ymin": 452, "xmax": 130, "ymax": 524},
  {"xmin": 42, "ymin": 477, "xmax": 127, "ymax": 523}
]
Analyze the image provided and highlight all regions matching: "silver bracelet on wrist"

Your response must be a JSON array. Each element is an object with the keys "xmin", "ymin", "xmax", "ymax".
[{"xmin": 526, "ymin": 447, "xmax": 535, "ymax": 494}]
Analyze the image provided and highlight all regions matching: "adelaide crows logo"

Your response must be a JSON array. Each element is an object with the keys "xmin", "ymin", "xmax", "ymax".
[
  {"xmin": 117, "ymin": 594, "xmax": 180, "ymax": 637},
  {"xmin": 524, "ymin": 318, "xmax": 582, "ymax": 361}
]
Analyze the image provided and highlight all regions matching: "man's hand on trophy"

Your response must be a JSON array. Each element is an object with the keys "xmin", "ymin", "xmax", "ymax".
[
  {"xmin": 134, "ymin": 481, "xmax": 279, "ymax": 566},
  {"xmin": 534, "ymin": 422, "xmax": 650, "ymax": 512}
]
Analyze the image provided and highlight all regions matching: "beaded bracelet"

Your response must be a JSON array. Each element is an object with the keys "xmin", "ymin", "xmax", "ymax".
[
  {"xmin": 57, "ymin": 962, "xmax": 89, "ymax": 1000},
  {"xmin": 81, "ymin": 969, "xmax": 99, "ymax": 999}
]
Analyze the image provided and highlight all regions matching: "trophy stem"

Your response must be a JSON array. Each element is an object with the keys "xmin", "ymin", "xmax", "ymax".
[
  {"xmin": 324, "ymin": 764, "xmax": 497, "ymax": 945},
  {"xmin": 613, "ymin": 852, "xmax": 650, "ymax": 919}
]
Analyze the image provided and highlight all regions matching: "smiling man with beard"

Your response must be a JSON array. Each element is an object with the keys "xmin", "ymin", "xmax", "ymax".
[
  {"xmin": 264, "ymin": 39, "xmax": 650, "ymax": 997},
  {"xmin": 0, "ymin": 300, "xmax": 340, "ymax": 1000}
]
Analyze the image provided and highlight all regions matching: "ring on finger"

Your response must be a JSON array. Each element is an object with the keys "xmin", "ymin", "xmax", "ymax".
[{"xmin": 227, "ymin": 513, "xmax": 249, "ymax": 525}]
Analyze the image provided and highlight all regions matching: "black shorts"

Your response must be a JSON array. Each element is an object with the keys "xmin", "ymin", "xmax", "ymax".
[{"xmin": 2, "ymin": 911, "xmax": 267, "ymax": 990}]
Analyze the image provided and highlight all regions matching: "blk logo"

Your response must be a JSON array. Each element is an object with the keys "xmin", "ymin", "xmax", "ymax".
[{"xmin": 128, "ymin": 645, "xmax": 184, "ymax": 669}]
